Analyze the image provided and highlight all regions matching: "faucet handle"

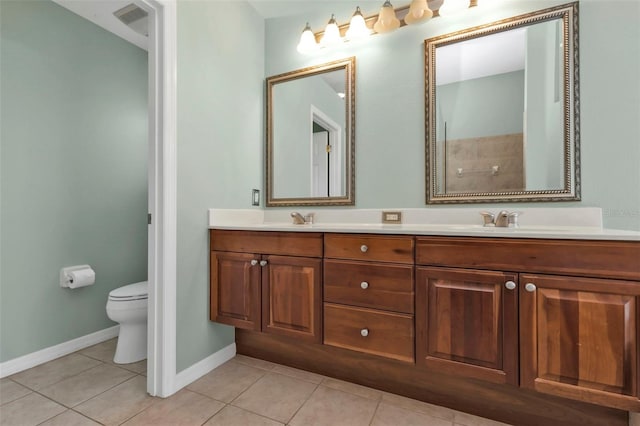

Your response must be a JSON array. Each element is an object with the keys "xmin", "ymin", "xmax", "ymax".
[
  {"xmin": 304, "ymin": 213, "xmax": 315, "ymax": 224},
  {"xmin": 508, "ymin": 211, "xmax": 522, "ymax": 228},
  {"xmin": 480, "ymin": 211, "xmax": 496, "ymax": 227}
]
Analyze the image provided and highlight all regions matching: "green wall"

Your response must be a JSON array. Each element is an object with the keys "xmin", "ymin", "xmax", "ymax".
[
  {"xmin": 176, "ymin": 1, "xmax": 264, "ymax": 372},
  {"xmin": 264, "ymin": 0, "xmax": 640, "ymax": 231},
  {"xmin": 0, "ymin": 1, "xmax": 148, "ymax": 362}
]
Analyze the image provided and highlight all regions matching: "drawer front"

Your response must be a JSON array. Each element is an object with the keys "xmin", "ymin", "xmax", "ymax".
[
  {"xmin": 210, "ymin": 230, "xmax": 323, "ymax": 258},
  {"xmin": 324, "ymin": 234, "xmax": 414, "ymax": 264},
  {"xmin": 416, "ymin": 237, "xmax": 640, "ymax": 281},
  {"xmin": 324, "ymin": 260, "xmax": 414, "ymax": 313},
  {"xmin": 324, "ymin": 303, "xmax": 415, "ymax": 363}
]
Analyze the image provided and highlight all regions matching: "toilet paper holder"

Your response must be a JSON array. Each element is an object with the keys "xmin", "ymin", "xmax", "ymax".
[{"xmin": 60, "ymin": 265, "xmax": 94, "ymax": 288}]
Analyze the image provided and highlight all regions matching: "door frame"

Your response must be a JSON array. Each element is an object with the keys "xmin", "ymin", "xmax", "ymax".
[{"xmin": 137, "ymin": 0, "xmax": 177, "ymax": 398}]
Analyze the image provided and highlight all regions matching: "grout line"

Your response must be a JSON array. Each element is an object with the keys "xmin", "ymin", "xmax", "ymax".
[
  {"xmin": 199, "ymin": 402, "xmax": 228, "ymax": 426},
  {"xmin": 10, "ymin": 357, "xmax": 108, "ymax": 393},
  {"xmin": 283, "ymin": 381, "xmax": 320, "ymax": 425},
  {"xmin": 368, "ymin": 397, "xmax": 383, "ymax": 426}
]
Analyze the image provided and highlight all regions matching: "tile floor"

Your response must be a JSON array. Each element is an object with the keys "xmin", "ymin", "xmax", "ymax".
[{"xmin": 1, "ymin": 339, "xmax": 511, "ymax": 426}]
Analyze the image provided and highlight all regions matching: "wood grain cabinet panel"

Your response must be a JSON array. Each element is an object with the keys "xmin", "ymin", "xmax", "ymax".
[
  {"xmin": 324, "ymin": 259, "xmax": 414, "ymax": 313},
  {"xmin": 325, "ymin": 234, "xmax": 414, "ymax": 264},
  {"xmin": 520, "ymin": 273, "xmax": 640, "ymax": 411},
  {"xmin": 210, "ymin": 251, "xmax": 261, "ymax": 331},
  {"xmin": 416, "ymin": 267, "xmax": 518, "ymax": 385},
  {"xmin": 262, "ymin": 255, "xmax": 322, "ymax": 343},
  {"xmin": 324, "ymin": 303, "xmax": 414, "ymax": 363}
]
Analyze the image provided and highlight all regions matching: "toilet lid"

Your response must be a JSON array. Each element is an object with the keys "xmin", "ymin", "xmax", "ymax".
[{"xmin": 109, "ymin": 281, "xmax": 148, "ymax": 301}]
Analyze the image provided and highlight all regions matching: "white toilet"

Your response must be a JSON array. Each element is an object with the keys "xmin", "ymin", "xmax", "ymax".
[{"xmin": 106, "ymin": 281, "xmax": 148, "ymax": 364}]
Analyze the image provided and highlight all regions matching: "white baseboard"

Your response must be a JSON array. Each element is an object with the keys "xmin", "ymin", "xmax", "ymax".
[
  {"xmin": 173, "ymin": 343, "xmax": 236, "ymax": 393},
  {"xmin": 0, "ymin": 325, "xmax": 120, "ymax": 378}
]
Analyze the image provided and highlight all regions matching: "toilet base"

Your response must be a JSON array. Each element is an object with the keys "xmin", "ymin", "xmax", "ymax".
[{"xmin": 114, "ymin": 322, "xmax": 147, "ymax": 364}]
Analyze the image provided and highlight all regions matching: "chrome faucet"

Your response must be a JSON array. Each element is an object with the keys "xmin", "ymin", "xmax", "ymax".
[
  {"xmin": 480, "ymin": 210, "xmax": 522, "ymax": 228},
  {"xmin": 291, "ymin": 212, "xmax": 314, "ymax": 225}
]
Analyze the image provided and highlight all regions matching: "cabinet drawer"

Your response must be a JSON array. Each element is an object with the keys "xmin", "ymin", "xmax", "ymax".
[
  {"xmin": 324, "ymin": 303, "xmax": 414, "ymax": 363},
  {"xmin": 210, "ymin": 230, "xmax": 323, "ymax": 258},
  {"xmin": 416, "ymin": 237, "xmax": 640, "ymax": 281},
  {"xmin": 324, "ymin": 260, "xmax": 414, "ymax": 313},
  {"xmin": 324, "ymin": 234, "xmax": 414, "ymax": 264}
]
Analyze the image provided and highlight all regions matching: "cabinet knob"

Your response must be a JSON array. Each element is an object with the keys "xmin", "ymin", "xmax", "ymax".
[
  {"xmin": 259, "ymin": 260, "xmax": 268, "ymax": 267},
  {"xmin": 360, "ymin": 281, "xmax": 369, "ymax": 289},
  {"xmin": 360, "ymin": 244, "xmax": 368, "ymax": 253},
  {"xmin": 250, "ymin": 259, "xmax": 258, "ymax": 266},
  {"xmin": 525, "ymin": 283, "xmax": 537, "ymax": 292},
  {"xmin": 505, "ymin": 281, "xmax": 516, "ymax": 290},
  {"xmin": 360, "ymin": 328, "xmax": 369, "ymax": 337}
]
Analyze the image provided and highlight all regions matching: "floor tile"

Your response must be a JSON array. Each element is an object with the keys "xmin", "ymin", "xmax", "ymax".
[
  {"xmin": 74, "ymin": 375, "xmax": 154, "ymax": 425},
  {"xmin": 38, "ymin": 363, "xmax": 135, "ymax": 407},
  {"xmin": 38, "ymin": 410, "xmax": 101, "ymax": 426},
  {"xmin": 372, "ymin": 402, "xmax": 452, "ymax": 426},
  {"xmin": 271, "ymin": 365, "xmax": 325, "ymax": 384},
  {"xmin": 0, "ymin": 393, "xmax": 66, "ymax": 426},
  {"xmin": 9, "ymin": 354, "xmax": 101, "ymax": 391},
  {"xmin": 233, "ymin": 354, "xmax": 278, "ymax": 371},
  {"xmin": 80, "ymin": 339, "xmax": 147, "ymax": 374},
  {"xmin": 454, "ymin": 411, "xmax": 512, "ymax": 426},
  {"xmin": 382, "ymin": 392, "xmax": 456, "ymax": 422},
  {"xmin": 0, "ymin": 379, "xmax": 32, "ymax": 405},
  {"xmin": 289, "ymin": 385, "xmax": 378, "ymax": 426},
  {"xmin": 122, "ymin": 389, "xmax": 224, "ymax": 426},
  {"xmin": 204, "ymin": 405, "xmax": 284, "ymax": 426},
  {"xmin": 232, "ymin": 372, "xmax": 317, "ymax": 423},
  {"xmin": 79, "ymin": 339, "xmax": 118, "ymax": 363},
  {"xmin": 320, "ymin": 377, "xmax": 382, "ymax": 401},
  {"xmin": 187, "ymin": 360, "xmax": 265, "ymax": 403}
]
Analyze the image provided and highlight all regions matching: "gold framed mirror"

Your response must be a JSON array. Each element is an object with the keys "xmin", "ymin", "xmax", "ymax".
[
  {"xmin": 425, "ymin": 3, "xmax": 580, "ymax": 204},
  {"xmin": 266, "ymin": 57, "xmax": 355, "ymax": 207}
]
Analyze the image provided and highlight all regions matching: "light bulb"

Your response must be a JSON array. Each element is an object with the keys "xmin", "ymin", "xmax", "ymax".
[
  {"xmin": 346, "ymin": 6, "xmax": 372, "ymax": 41},
  {"xmin": 296, "ymin": 23, "xmax": 318, "ymax": 54},
  {"xmin": 321, "ymin": 14, "xmax": 343, "ymax": 47},
  {"xmin": 404, "ymin": 0, "xmax": 433, "ymax": 25},
  {"xmin": 373, "ymin": 1, "xmax": 400, "ymax": 34},
  {"xmin": 438, "ymin": 0, "xmax": 470, "ymax": 16}
]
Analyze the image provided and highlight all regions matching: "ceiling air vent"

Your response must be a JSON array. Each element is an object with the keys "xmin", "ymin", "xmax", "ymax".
[{"xmin": 114, "ymin": 3, "xmax": 148, "ymax": 37}]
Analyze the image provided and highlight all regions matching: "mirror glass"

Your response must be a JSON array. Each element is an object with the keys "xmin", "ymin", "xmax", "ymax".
[
  {"xmin": 425, "ymin": 3, "xmax": 580, "ymax": 203},
  {"xmin": 266, "ymin": 57, "xmax": 355, "ymax": 206}
]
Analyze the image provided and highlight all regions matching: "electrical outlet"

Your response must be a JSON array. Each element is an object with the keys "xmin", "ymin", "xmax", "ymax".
[
  {"xmin": 251, "ymin": 189, "xmax": 260, "ymax": 206},
  {"xmin": 382, "ymin": 211, "xmax": 402, "ymax": 224}
]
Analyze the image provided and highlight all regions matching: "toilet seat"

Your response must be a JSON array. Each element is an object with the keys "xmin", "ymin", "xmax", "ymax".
[{"xmin": 108, "ymin": 281, "xmax": 148, "ymax": 302}]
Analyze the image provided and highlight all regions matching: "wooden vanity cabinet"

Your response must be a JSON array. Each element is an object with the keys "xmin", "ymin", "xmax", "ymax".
[
  {"xmin": 415, "ymin": 266, "xmax": 518, "ymax": 385},
  {"xmin": 210, "ymin": 230, "xmax": 323, "ymax": 343},
  {"xmin": 416, "ymin": 236, "xmax": 640, "ymax": 411}
]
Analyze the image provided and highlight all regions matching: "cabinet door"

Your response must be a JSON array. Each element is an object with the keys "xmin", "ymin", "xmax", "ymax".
[
  {"xmin": 210, "ymin": 251, "xmax": 261, "ymax": 331},
  {"xmin": 262, "ymin": 255, "xmax": 322, "ymax": 343},
  {"xmin": 416, "ymin": 267, "xmax": 518, "ymax": 385},
  {"xmin": 520, "ymin": 274, "xmax": 640, "ymax": 411}
]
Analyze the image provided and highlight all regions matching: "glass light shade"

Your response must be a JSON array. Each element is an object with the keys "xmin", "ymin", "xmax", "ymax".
[
  {"xmin": 404, "ymin": 0, "xmax": 433, "ymax": 25},
  {"xmin": 321, "ymin": 15, "xmax": 343, "ymax": 47},
  {"xmin": 346, "ymin": 6, "xmax": 372, "ymax": 40},
  {"xmin": 373, "ymin": 1, "xmax": 400, "ymax": 34},
  {"xmin": 438, "ymin": 0, "xmax": 470, "ymax": 16},
  {"xmin": 296, "ymin": 23, "xmax": 318, "ymax": 54}
]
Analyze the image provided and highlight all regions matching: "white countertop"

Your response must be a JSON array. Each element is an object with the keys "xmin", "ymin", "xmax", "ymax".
[{"xmin": 208, "ymin": 208, "xmax": 640, "ymax": 241}]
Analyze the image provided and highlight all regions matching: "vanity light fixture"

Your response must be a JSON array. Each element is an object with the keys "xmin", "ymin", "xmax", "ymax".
[
  {"xmin": 296, "ymin": 0, "xmax": 478, "ymax": 54},
  {"xmin": 438, "ymin": 0, "xmax": 471, "ymax": 16},
  {"xmin": 373, "ymin": 0, "xmax": 401, "ymax": 34},
  {"xmin": 345, "ymin": 6, "xmax": 372, "ymax": 40},
  {"xmin": 321, "ymin": 14, "xmax": 343, "ymax": 47},
  {"xmin": 404, "ymin": 0, "xmax": 433, "ymax": 25},
  {"xmin": 297, "ymin": 22, "xmax": 319, "ymax": 53}
]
